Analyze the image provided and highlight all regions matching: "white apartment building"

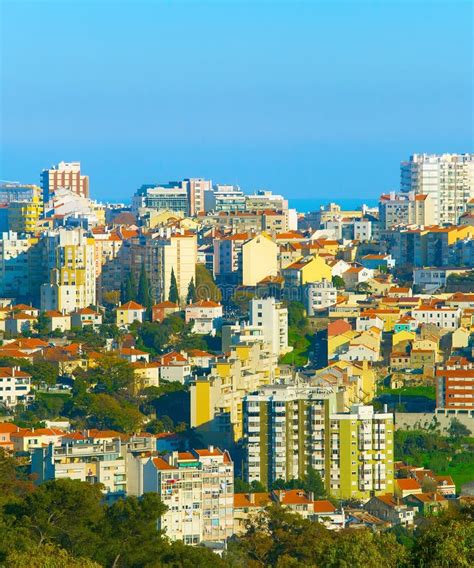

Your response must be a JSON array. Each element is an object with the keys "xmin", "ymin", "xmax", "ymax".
[
  {"xmin": 305, "ymin": 279, "xmax": 337, "ymax": 315},
  {"xmin": 249, "ymin": 297, "xmax": 289, "ymax": 356},
  {"xmin": 244, "ymin": 190, "xmax": 289, "ymax": 211},
  {"xmin": 412, "ymin": 305, "xmax": 461, "ymax": 329},
  {"xmin": 41, "ymin": 161, "xmax": 89, "ymax": 201},
  {"xmin": 32, "ymin": 439, "xmax": 127, "ymax": 496},
  {"xmin": 401, "ymin": 154, "xmax": 474, "ymax": 225},
  {"xmin": 243, "ymin": 384, "xmax": 339, "ymax": 487},
  {"xmin": 0, "ymin": 366, "xmax": 33, "ymax": 409},
  {"xmin": 379, "ymin": 191, "xmax": 435, "ymax": 229},
  {"xmin": 206, "ymin": 184, "xmax": 246, "ymax": 212},
  {"xmin": 142, "ymin": 448, "xmax": 234, "ymax": 545}
]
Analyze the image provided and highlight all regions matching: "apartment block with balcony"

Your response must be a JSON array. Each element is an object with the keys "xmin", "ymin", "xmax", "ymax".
[
  {"xmin": 142, "ymin": 447, "xmax": 233, "ymax": 545},
  {"xmin": 327, "ymin": 405, "xmax": 394, "ymax": 500},
  {"xmin": 243, "ymin": 384, "xmax": 339, "ymax": 487}
]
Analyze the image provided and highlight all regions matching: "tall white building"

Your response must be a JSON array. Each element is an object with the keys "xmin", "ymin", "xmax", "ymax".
[
  {"xmin": 143, "ymin": 447, "xmax": 234, "ymax": 545},
  {"xmin": 249, "ymin": 297, "xmax": 289, "ymax": 356},
  {"xmin": 401, "ymin": 154, "xmax": 474, "ymax": 225}
]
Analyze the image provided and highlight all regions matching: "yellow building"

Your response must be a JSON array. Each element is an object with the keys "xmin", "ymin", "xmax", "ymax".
[
  {"xmin": 7, "ymin": 191, "xmax": 43, "ymax": 234},
  {"xmin": 360, "ymin": 308, "xmax": 400, "ymax": 332},
  {"xmin": 392, "ymin": 330, "xmax": 416, "ymax": 348},
  {"xmin": 327, "ymin": 405, "xmax": 394, "ymax": 500},
  {"xmin": 190, "ymin": 341, "xmax": 279, "ymax": 445},
  {"xmin": 283, "ymin": 254, "xmax": 332, "ymax": 287},
  {"xmin": 116, "ymin": 301, "xmax": 147, "ymax": 327},
  {"xmin": 241, "ymin": 233, "xmax": 278, "ymax": 286}
]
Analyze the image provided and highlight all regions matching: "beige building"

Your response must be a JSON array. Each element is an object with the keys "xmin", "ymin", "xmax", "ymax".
[
  {"xmin": 379, "ymin": 192, "xmax": 435, "ymax": 229},
  {"xmin": 190, "ymin": 341, "xmax": 279, "ymax": 445},
  {"xmin": 241, "ymin": 233, "xmax": 278, "ymax": 286},
  {"xmin": 40, "ymin": 228, "xmax": 96, "ymax": 312}
]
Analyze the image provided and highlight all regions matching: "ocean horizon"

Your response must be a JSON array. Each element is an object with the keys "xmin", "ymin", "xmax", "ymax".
[{"xmin": 289, "ymin": 197, "xmax": 378, "ymax": 213}]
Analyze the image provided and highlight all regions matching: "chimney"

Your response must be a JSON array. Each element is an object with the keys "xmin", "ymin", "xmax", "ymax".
[
  {"xmin": 208, "ymin": 444, "xmax": 214, "ymax": 453},
  {"xmin": 249, "ymin": 492, "xmax": 255, "ymax": 504}
]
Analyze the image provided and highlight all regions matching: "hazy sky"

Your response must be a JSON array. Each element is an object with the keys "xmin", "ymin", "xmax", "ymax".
[{"xmin": 1, "ymin": 0, "xmax": 472, "ymax": 203}]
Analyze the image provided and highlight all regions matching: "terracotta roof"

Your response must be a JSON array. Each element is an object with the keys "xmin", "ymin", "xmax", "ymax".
[
  {"xmin": 0, "ymin": 422, "xmax": 21, "ymax": 434},
  {"xmin": 153, "ymin": 301, "xmax": 178, "ymax": 309},
  {"xmin": 0, "ymin": 367, "xmax": 31, "ymax": 379},
  {"xmin": 396, "ymin": 478, "xmax": 421, "ymax": 491},
  {"xmin": 152, "ymin": 457, "xmax": 175, "ymax": 470},
  {"xmin": 187, "ymin": 299, "xmax": 221, "ymax": 308},
  {"xmin": 328, "ymin": 319, "xmax": 352, "ymax": 337},
  {"xmin": 234, "ymin": 492, "xmax": 271, "ymax": 508},
  {"xmin": 118, "ymin": 301, "xmax": 146, "ymax": 310},
  {"xmin": 274, "ymin": 489, "xmax": 312, "ymax": 505},
  {"xmin": 313, "ymin": 500, "xmax": 337, "ymax": 513},
  {"xmin": 193, "ymin": 448, "xmax": 223, "ymax": 457}
]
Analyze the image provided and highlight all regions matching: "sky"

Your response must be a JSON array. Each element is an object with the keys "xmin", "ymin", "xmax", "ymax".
[{"xmin": 0, "ymin": 0, "xmax": 472, "ymax": 203}]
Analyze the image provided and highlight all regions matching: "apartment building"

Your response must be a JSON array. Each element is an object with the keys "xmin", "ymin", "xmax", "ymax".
[
  {"xmin": 305, "ymin": 279, "xmax": 337, "ymax": 315},
  {"xmin": 436, "ymin": 361, "xmax": 474, "ymax": 412},
  {"xmin": 249, "ymin": 297, "xmax": 289, "ymax": 356},
  {"xmin": 0, "ymin": 366, "xmax": 33, "ymax": 409},
  {"xmin": 379, "ymin": 192, "xmax": 434, "ymax": 229},
  {"xmin": 401, "ymin": 153, "xmax": 474, "ymax": 225},
  {"xmin": 129, "ymin": 230, "xmax": 197, "ymax": 303},
  {"xmin": 244, "ymin": 190, "xmax": 288, "ymax": 211},
  {"xmin": 40, "ymin": 228, "xmax": 96, "ymax": 312},
  {"xmin": 243, "ymin": 384, "xmax": 339, "ymax": 487},
  {"xmin": 32, "ymin": 438, "xmax": 127, "ymax": 496},
  {"xmin": 206, "ymin": 184, "xmax": 246, "ymax": 212},
  {"xmin": 327, "ymin": 405, "xmax": 394, "ymax": 500},
  {"xmin": 0, "ymin": 231, "xmax": 43, "ymax": 301},
  {"xmin": 412, "ymin": 305, "xmax": 461, "ymax": 329},
  {"xmin": 41, "ymin": 161, "xmax": 89, "ymax": 201},
  {"xmin": 190, "ymin": 341, "xmax": 279, "ymax": 445},
  {"xmin": 142, "ymin": 447, "xmax": 234, "ymax": 544},
  {"xmin": 241, "ymin": 233, "xmax": 279, "ymax": 286}
]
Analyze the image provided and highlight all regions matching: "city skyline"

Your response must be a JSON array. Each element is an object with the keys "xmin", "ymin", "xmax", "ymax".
[{"xmin": 1, "ymin": 0, "xmax": 472, "ymax": 201}]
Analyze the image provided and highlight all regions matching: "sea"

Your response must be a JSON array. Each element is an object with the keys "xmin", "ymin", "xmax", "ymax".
[{"xmin": 289, "ymin": 197, "xmax": 378, "ymax": 213}]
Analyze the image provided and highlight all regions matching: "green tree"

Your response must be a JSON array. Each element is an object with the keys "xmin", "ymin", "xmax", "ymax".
[
  {"xmin": 87, "ymin": 353, "xmax": 135, "ymax": 394},
  {"xmin": 195, "ymin": 263, "xmax": 221, "ymax": 302},
  {"xmin": 122, "ymin": 271, "xmax": 137, "ymax": 303},
  {"xmin": 97, "ymin": 493, "xmax": 166, "ymax": 567},
  {"xmin": 448, "ymin": 418, "xmax": 471, "ymax": 440},
  {"xmin": 87, "ymin": 394, "xmax": 144, "ymax": 433},
  {"xmin": 332, "ymin": 275, "xmax": 345, "ymax": 289},
  {"xmin": 168, "ymin": 268, "xmax": 179, "ymax": 304},
  {"xmin": 303, "ymin": 467, "xmax": 326, "ymax": 498},
  {"xmin": 186, "ymin": 277, "xmax": 197, "ymax": 304},
  {"xmin": 137, "ymin": 263, "xmax": 153, "ymax": 310},
  {"xmin": 4, "ymin": 544, "xmax": 101, "ymax": 568},
  {"xmin": 5, "ymin": 479, "xmax": 104, "ymax": 559},
  {"xmin": 33, "ymin": 313, "xmax": 50, "ymax": 336}
]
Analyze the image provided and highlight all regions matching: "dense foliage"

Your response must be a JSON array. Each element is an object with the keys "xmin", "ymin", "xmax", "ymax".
[{"xmin": 1, "ymin": 451, "xmax": 473, "ymax": 567}]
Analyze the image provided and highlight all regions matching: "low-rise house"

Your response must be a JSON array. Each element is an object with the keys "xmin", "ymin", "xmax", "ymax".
[
  {"xmin": 404, "ymin": 492, "xmax": 448, "ymax": 516},
  {"xmin": 116, "ymin": 301, "xmax": 147, "ymax": 327},
  {"xmin": 394, "ymin": 478, "xmax": 422, "ymax": 499},
  {"xmin": 152, "ymin": 301, "xmax": 179, "ymax": 323},
  {"xmin": 341, "ymin": 266, "xmax": 374, "ymax": 289},
  {"xmin": 119, "ymin": 347, "xmax": 150, "ymax": 364},
  {"xmin": 185, "ymin": 300, "xmax": 223, "ymax": 335},
  {"xmin": 394, "ymin": 315, "xmax": 418, "ymax": 332},
  {"xmin": 434, "ymin": 475, "xmax": 456, "ymax": 498},
  {"xmin": 339, "ymin": 343, "xmax": 379, "ymax": 362},
  {"xmin": 71, "ymin": 307, "xmax": 103, "ymax": 329},
  {"xmin": 0, "ymin": 367, "xmax": 33, "ymax": 410},
  {"xmin": 5, "ymin": 312, "xmax": 37, "ymax": 335},
  {"xmin": 184, "ymin": 349, "xmax": 216, "ymax": 369},
  {"xmin": 345, "ymin": 509, "xmax": 390, "ymax": 531},
  {"xmin": 364, "ymin": 494, "xmax": 415, "ymax": 527},
  {"xmin": 360, "ymin": 254, "xmax": 395, "ymax": 271},
  {"xmin": 233, "ymin": 492, "xmax": 272, "ymax": 535},
  {"xmin": 131, "ymin": 361, "xmax": 160, "ymax": 394},
  {"xmin": 44, "ymin": 310, "xmax": 71, "ymax": 333},
  {"xmin": 159, "ymin": 351, "xmax": 191, "ymax": 384},
  {"xmin": 10, "ymin": 427, "xmax": 64, "ymax": 453},
  {"xmin": 0, "ymin": 422, "xmax": 22, "ymax": 451}
]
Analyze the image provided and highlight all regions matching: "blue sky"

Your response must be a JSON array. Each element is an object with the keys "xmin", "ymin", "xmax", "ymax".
[{"xmin": 1, "ymin": 0, "xmax": 472, "ymax": 202}]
